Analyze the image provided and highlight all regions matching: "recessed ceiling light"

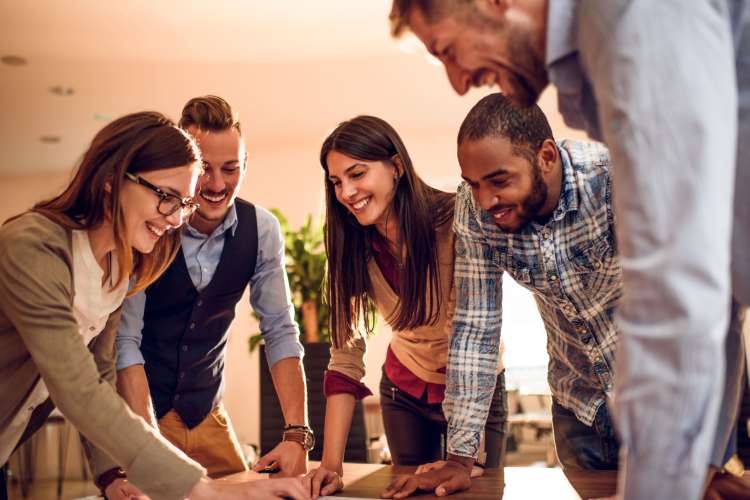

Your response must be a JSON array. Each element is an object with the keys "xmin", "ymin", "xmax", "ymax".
[
  {"xmin": 49, "ymin": 85, "xmax": 74, "ymax": 96},
  {"xmin": 40, "ymin": 135, "xmax": 61, "ymax": 144},
  {"xmin": 1, "ymin": 55, "xmax": 27, "ymax": 66}
]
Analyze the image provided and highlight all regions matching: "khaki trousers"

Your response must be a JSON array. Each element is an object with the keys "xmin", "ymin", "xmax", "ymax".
[{"xmin": 158, "ymin": 403, "xmax": 247, "ymax": 478}]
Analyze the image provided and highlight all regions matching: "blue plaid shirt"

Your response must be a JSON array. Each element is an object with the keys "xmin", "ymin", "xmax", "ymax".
[{"xmin": 446, "ymin": 139, "xmax": 620, "ymax": 459}]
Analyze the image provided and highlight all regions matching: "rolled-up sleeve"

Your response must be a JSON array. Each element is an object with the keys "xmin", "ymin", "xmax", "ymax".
[
  {"xmin": 577, "ymin": 1, "xmax": 736, "ymax": 498},
  {"xmin": 444, "ymin": 186, "xmax": 504, "ymax": 459},
  {"xmin": 250, "ymin": 207, "xmax": 304, "ymax": 368},
  {"xmin": 115, "ymin": 290, "xmax": 147, "ymax": 371}
]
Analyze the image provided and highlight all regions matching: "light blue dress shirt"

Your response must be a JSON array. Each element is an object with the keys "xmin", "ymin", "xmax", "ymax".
[
  {"xmin": 117, "ymin": 203, "xmax": 303, "ymax": 371},
  {"xmin": 547, "ymin": 1, "xmax": 745, "ymax": 499}
]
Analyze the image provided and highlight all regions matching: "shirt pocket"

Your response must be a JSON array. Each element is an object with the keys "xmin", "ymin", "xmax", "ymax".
[
  {"xmin": 494, "ymin": 248, "xmax": 535, "ymax": 288},
  {"xmin": 568, "ymin": 234, "xmax": 620, "ymax": 296}
]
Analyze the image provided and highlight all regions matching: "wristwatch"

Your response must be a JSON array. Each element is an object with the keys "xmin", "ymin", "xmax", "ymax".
[{"xmin": 282, "ymin": 424, "xmax": 315, "ymax": 452}]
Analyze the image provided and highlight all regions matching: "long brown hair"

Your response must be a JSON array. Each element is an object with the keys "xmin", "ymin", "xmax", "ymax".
[
  {"xmin": 320, "ymin": 115, "xmax": 454, "ymax": 348},
  {"xmin": 31, "ymin": 111, "xmax": 201, "ymax": 295}
]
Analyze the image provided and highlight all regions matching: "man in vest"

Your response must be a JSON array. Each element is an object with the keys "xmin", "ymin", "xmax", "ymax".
[{"xmin": 105, "ymin": 96, "xmax": 310, "ymax": 498}]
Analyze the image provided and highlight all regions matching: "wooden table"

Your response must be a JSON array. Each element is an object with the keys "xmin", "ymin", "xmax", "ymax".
[
  {"xmin": 225, "ymin": 463, "xmax": 581, "ymax": 499},
  {"xmin": 337, "ymin": 464, "xmax": 581, "ymax": 499}
]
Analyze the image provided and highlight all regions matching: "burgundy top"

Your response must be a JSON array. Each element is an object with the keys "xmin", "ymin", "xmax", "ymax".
[{"xmin": 324, "ymin": 231, "xmax": 446, "ymax": 404}]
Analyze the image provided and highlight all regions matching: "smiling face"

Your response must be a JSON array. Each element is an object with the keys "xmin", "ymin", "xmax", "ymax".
[
  {"xmin": 188, "ymin": 126, "xmax": 246, "ymax": 234},
  {"xmin": 459, "ymin": 135, "xmax": 560, "ymax": 233},
  {"xmin": 119, "ymin": 163, "xmax": 200, "ymax": 253},
  {"xmin": 325, "ymin": 150, "xmax": 401, "ymax": 229},
  {"xmin": 407, "ymin": 2, "xmax": 548, "ymax": 106}
]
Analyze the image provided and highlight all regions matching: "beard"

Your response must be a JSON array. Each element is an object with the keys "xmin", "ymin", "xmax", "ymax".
[{"xmin": 508, "ymin": 159, "xmax": 548, "ymax": 232}]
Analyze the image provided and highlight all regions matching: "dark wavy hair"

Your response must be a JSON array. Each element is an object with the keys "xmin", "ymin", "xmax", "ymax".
[{"xmin": 320, "ymin": 115, "xmax": 455, "ymax": 348}]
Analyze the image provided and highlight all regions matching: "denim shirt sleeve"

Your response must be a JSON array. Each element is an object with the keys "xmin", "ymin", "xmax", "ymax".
[
  {"xmin": 250, "ymin": 207, "xmax": 304, "ymax": 368},
  {"xmin": 115, "ymin": 289, "xmax": 147, "ymax": 370},
  {"xmin": 444, "ymin": 185, "xmax": 504, "ymax": 459}
]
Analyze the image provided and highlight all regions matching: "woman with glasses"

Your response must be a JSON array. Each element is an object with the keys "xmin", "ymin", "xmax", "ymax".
[
  {"xmin": 304, "ymin": 116, "xmax": 507, "ymax": 498},
  {"xmin": 0, "ymin": 112, "xmax": 309, "ymax": 500}
]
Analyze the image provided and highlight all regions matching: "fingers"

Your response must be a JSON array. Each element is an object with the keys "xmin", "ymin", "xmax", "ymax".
[
  {"xmin": 434, "ymin": 473, "xmax": 471, "ymax": 497},
  {"xmin": 319, "ymin": 471, "xmax": 343, "ymax": 497},
  {"xmin": 308, "ymin": 469, "xmax": 325, "ymax": 498},
  {"xmin": 253, "ymin": 451, "xmax": 278, "ymax": 471},
  {"xmin": 272, "ymin": 477, "xmax": 310, "ymax": 500},
  {"xmin": 416, "ymin": 460, "xmax": 447, "ymax": 475},
  {"xmin": 382, "ymin": 475, "xmax": 419, "ymax": 499}
]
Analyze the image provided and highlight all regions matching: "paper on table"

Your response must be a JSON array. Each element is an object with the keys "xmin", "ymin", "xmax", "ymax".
[{"xmin": 319, "ymin": 497, "xmax": 375, "ymax": 499}]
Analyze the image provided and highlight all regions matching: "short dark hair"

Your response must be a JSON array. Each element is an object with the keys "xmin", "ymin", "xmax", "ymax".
[
  {"xmin": 389, "ymin": 0, "xmax": 473, "ymax": 37},
  {"xmin": 179, "ymin": 95, "xmax": 241, "ymax": 134},
  {"xmin": 457, "ymin": 92, "xmax": 554, "ymax": 159}
]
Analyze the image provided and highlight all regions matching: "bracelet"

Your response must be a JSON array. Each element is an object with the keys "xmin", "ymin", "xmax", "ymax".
[{"xmin": 96, "ymin": 467, "xmax": 127, "ymax": 496}]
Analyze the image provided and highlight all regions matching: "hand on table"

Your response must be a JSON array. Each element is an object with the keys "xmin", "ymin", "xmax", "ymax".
[
  {"xmin": 381, "ymin": 460, "xmax": 472, "ymax": 498},
  {"xmin": 304, "ymin": 464, "xmax": 344, "ymax": 499},
  {"xmin": 188, "ymin": 476, "xmax": 310, "ymax": 500},
  {"xmin": 104, "ymin": 478, "xmax": 150, "ymax": 500},
  {"xmin": 415, "ymin": 460, "xmax": 485, "ymax": 478},
  {"xmin": 704, "ymin": 469, "xmax": 750, "ymax": 500},
  {"xmin": 253, "ymin": 440, "xmax": 308, "ymax": 477}
]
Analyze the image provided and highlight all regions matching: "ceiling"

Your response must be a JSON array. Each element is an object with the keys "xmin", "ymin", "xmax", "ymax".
[
  {"xmin": 0, "ymin": 1, "xmax": 583, "ymax": 179},
  {"xmin": 0, "ymin": 0, "xmax": 464, "ymax": 176}
]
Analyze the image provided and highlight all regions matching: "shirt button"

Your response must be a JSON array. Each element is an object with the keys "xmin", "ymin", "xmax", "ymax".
[
  {"xmin": 542, "ymin": 230, "xmax": 551, "ymax": 240},
  {"xmin": 549, "ymin": 275, "xmax": 558, "ymax": 282},
  {"xmin": 189, "ymin": 322, "xmax": 196, "ymax": 330},
  {"xmin": 174, "ymin": 394, "xmax": 180, "ymax": 402},
  {"xmin": 182, "ymin": 345, "xmax": 188, "ymax": 352},
  {"xmin": 179, "ymin": 372, "xmax": 185, "ymax": 379},
  {"xmin": 196, "ymin": 299, "xmax": 203, "ymax": 307}
]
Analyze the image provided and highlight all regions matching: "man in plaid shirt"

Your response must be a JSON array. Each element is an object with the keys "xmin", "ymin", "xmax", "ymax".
[{"xmin": 384, "ymin": 93, "xmax": 622, "ymax": 498}]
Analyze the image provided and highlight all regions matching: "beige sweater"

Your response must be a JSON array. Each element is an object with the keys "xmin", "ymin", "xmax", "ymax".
[
  {"xmin": 329, "ymin": 221, "xmax": 455, "ymax": 385},
  {"xmin": 0, "ymin": 213, "xmax": 203, "ymax": 500}
]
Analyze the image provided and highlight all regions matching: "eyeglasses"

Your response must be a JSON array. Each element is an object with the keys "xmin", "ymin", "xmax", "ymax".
[{"xmin": 124, "ymin": 172, "xmax": 199, "ymax": 218}]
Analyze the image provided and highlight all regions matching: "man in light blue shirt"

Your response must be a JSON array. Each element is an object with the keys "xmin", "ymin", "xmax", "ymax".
[
  {"xmin": 109, "ymin": 96, "xmax": 310, "ymax": 498},
  {"xmin": 386, "ymin": 1, "xmax": 749, "ymax": 499}
]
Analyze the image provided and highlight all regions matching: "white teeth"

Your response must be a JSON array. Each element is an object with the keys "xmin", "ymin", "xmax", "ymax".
[
  {"xmin": 352, "ymin": 197, "xmax": 370, "ymax": 210},
  {"xmin": 146, "ymin": 222, "xmax": 165, "ymax": 237},
  {"xmin": 493, "ymin": 208, "xmax": 511, "ymax": 220},
  {"xmin": 201, "ymin": 192, "xmax": 227, "ymax": 202}
]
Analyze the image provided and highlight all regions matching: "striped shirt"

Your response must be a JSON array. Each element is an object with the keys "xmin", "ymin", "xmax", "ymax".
[{"xmin": 445, "ymin": 139, "xmax": 620, "ymax": 459}]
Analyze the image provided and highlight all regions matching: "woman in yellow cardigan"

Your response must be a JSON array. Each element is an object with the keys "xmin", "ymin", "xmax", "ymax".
[
  {"xmin": 0, "ymin": 112, "xmax": 309, "ymax": 500},
  {"xmin": 306, "ymin": 115, "xmax": 506, "ymax": 498}
]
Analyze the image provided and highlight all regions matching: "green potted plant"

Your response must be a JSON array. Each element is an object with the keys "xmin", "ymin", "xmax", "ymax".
[{"xmin": 249, "ymin": 208, "xmax": 329, "ymax": 351}]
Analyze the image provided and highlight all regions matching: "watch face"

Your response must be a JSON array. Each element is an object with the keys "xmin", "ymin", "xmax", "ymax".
[{"xmin": 305, "ymin": 432, "xmax": 315, "ymax": 451}]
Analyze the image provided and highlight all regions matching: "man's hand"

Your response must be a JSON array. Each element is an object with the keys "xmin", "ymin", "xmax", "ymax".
[
  {"xmin": 304, "ymin": 464, "xmax": 344, "ymax": 499},
  {"xmin": 253, "ymin": 440, "xmax": 308, "ymax": 477},
  {"xmin": 381, "ymin": 459, "xmax": 472, "ymax": 499},
  {"xmin": 104, "ymin": 478, "xmax": 150, "ymax": 500},
  {"xmin": 415, "ymin": 460, "xmax": 485, "ymax": 478},
  {"xmin": 188, "ymin": 476, "xmax": 310, "ymax": 500}
]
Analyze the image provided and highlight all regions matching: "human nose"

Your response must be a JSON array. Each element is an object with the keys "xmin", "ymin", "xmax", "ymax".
[
  {"xmin": 202, "ymin": 169, "xmax": 226, "ymax": 192},
  {"xmin": 476, "ymin": 188, "xmax": 499, "ymax": 212},
  {"xmin": 340, "ymin": 179, "xmax": 357, "ymax": 200},
  {"xmin": 445, "ymin": 62, "xmax": 471, "ymax": 96}
]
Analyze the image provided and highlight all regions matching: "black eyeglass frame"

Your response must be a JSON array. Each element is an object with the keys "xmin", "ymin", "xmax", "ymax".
[{"xmin": 124, "ymin": 172, "xmax": 199, "ymax": 217}]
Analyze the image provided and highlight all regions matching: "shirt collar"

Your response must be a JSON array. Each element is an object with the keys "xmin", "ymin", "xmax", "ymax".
[
  {"xmin": 550, "ymin": 144, "xmax": 579, "ymax": 221},
  {"xmin": 184, "ymin": 204, "xmax": 239, "ymax": 239},
  {"xmin": 545, "ymin": 0, "xmax": 578, "ymax": 67}
]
